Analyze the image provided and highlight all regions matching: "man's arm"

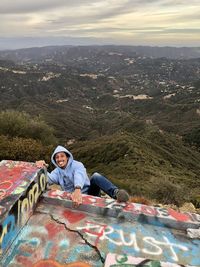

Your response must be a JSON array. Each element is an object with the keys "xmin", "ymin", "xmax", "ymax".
[
  {"xmin": 71, "ymin": 162, "xmax": 89, "ymax": 207},
  {"xmin": 35, "ymin": 161, "xmax": 59, "ymax": 185},
  {"xmin": 71, "ymin": 186, "xmax": 82, "ymax": 207}
]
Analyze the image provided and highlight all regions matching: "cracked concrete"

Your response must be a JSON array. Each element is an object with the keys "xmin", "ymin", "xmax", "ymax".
[
  {"xmin": 49, "ymin": 213, "xmax": 105, "ymax": 264},
  {"xmin": 2, "ymin": 198, "xmax": 200, "ymax": 267},
  {"xmin": 1, "ymin": 159, "xmax": 200, "ymax": 267}
]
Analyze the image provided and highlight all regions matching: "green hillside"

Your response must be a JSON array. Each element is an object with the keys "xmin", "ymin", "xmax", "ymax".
[
  {"xmin": 69, "ymin": 128, "xmax": 200, "ymax": 205},
  {"xmin": 0, "ymin": 46, "xmax": 200, "ymax": 206}
]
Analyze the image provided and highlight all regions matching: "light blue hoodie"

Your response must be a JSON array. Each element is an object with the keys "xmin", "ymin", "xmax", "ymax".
[{"xmin": 48, "ymin": 145, "xmax": 90, "ymax": 193}]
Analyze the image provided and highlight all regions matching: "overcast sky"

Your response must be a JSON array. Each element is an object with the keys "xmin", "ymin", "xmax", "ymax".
[{"xmin": 0, "ymin": 0, "xmax": 200, "ymax": 48}]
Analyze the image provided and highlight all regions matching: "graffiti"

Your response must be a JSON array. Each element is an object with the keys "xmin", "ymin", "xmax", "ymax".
[
  {"xmin": 77, "ymin": 220, "xmax": 107, "ymax": 247},
  {"xmin": 17, "ymin": 173, "xmax": 47, "ymax": 225},
  {"xmin": 0, "ymin": 181, "xmax": 13, "ymax": 200},
  {"xmin": 62, "ymin": 210, "xmax": 86, "ymax": 224},
  {"xmin": 167, "ymin": 209, "xmax": 190, "ymax": 222},
  {"xmin": 0, "ymin": 214, "xmax": 17, "ymax": 253},
  {"xmin": 48, "ymin": 190, "xmax": 71, "ymax": 200},
  {"xmin": 47, "ymin": 190, "xmax": 113, "ymax": 208},
  {"xmin": 83, "ymin": 195, "xmax": 108, "ymax": 208},
  {"xmin": 45, "ymin": 190, "xmax": 200, "ymax": 224},
  {"xmin": 0, "ymin": 170, "xmax": 47, "ymax": 255},
  {"xmin": 32, "ymin": 259, "xmax": 92, "ymax": 267},
  {"xmin": 12, "ymin": 181, "xmax": 29, "ymax": 195},
  {"xmin": 77, "ymin": 221, "xmax": 188, "ymax": 262},
  {"xmin": 0, "ymin": 160, "xmax": 38, "ymax": 202},
  {"xmin": 124, "ymin": 204, "xmax": 200, "ymax": 223},
  {"xmin": 1, "ymin": 159, "xmax": 200, "ymax": 267},
  {"xmin": 104, "ymin": 253, "xmax": 187, "ymax": 267},
  {"xmin": 3, "ymin": 218, "xmax": 100, "ymax": 266},
  {"xmin": 2, "ymin": 204, "xmax": 200, "ymax": 267}
]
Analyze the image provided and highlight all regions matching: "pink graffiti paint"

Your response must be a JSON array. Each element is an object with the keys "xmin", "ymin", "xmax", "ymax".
[
  {"xmin": 140, "ymin": 205, "xmax": 158, "ymax": 216},
  {"xmin": 168, "ymin": 208, "xmax": 190, "ymax": 222},
  {"xmin": 45, "ymin": 222, "xmax": 64, "ymax": 239},
  {"xmin": 62, "ymin": 210, "xmax": 86, "ymax": 224},
  {"xmin": 48, "ymin": 190, "xmax": 71, "ymax": 200},
  {"xmin": 82, "ymin": 195, "xmax": 105, "ymax": 207},
  {"xmin": 47, "ymin": 191, "xmax": 106, "ymax": 208},
  {"xmin": 80, "ymin": 220, "xmax": 107, "ymax": 246},
  {"xmin": 0, "ymin": 160, "xmax": 38, "ymax": 201},
  {"xmin": 0, "ymin": 181, "xmax": 13, "ymax": 199},
  {"xmin": 123, "ymin": 202, "xmax": 192, "ymax": 223}
]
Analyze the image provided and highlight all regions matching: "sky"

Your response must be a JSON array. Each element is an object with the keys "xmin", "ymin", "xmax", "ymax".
[{"xmin": 0, "ymin": 0, "xmax": 200, "ymax": 49}]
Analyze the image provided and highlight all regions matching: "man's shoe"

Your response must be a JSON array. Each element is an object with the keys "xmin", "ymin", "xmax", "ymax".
[{"xmin": 116, "ymin": 189, "xmax": 129, "ymax": 203}]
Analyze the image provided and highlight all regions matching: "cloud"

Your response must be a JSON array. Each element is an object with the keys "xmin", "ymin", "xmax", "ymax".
[
  {"xmin": 0, "ymin": 0, "xmax": 199, "ymax": 46},
  {"xmin": 0, "ymin": 0, "xmax": 137, "ymax": 16}
]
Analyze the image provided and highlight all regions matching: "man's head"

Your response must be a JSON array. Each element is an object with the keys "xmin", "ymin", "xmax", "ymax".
[
  {"xmin": 51, "ymin": 145, "xmax": 72, "ymax": 168},
  {"xmin": 54, "ymin": 151, "xmax": 69, "ymax": 169}
]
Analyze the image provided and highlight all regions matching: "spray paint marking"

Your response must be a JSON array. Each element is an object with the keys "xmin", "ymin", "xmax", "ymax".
[
  {"xmin": 77, "ymin": 221, "xmax": 189, "ymax": 262},
  {"xmin": 62, "ymin": 210, "xmax": 86, "ymax": 224}
]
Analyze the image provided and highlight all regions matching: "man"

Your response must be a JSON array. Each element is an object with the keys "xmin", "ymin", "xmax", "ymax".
[{"xmin": 36, "ymin": 145, "xmax": 129, "ymax": 206}]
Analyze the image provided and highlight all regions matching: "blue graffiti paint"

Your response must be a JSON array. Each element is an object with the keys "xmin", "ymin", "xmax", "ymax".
[
  {"xmin": 55, "ymin": 240, "xmax": 70, "ymax": 262},
  {"xmin": 1, "ymin": 214, "xmax": 17, "ymax": 251},
  {"xmin": 100, "ymin": 221, "xmax": 200, "ymax": 266},
  {"xmin": 2, "ymin": 240, "xmax": 27, "ymax": 267},
  {"xmin": 44, "ymin": 241, "xmax": 54, "ymax": 259}
]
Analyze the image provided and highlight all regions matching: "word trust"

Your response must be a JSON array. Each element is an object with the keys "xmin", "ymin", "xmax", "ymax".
[{"xmin": 77, "ymin": 221, "xmax": 188, "ymax": 262}]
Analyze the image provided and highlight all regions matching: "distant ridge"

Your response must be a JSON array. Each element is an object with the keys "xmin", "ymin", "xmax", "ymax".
[{"xmin": 0, "ymin": 44, "xmax": 200, "ymax": 60}]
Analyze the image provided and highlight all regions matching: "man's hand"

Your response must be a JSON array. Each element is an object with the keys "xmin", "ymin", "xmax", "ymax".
[
  {"xmin": 71, "ymin": 188, "xmax": 82, "ymax": 207},
  {"xmin": 35, "ymin": 160, "xmax": 49, "ymax": 168}
]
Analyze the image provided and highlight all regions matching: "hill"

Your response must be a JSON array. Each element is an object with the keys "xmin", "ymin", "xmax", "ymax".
[
  {"xmin": 0, "ymin": 45, "xmax": 200, "ymax": 61},
  {"xmin": 69, "ymin": 128, "xmax": 200, "ymax": 205},
  {"xmin": 0, "ymin": 50, "xmax": 200, "ymax": 146},
  {"xmin": 0, "ymin": 45, "xmax": 200, "ymax": 205}
]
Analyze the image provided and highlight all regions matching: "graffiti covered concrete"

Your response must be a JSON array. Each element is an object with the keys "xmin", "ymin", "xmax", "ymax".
[
  {"xmin": 3, "ymin": 204, "xmax": 101, "ymax": 267},
  {"xmin": 3, "ymin": 198, "xmax": 200, "ymax": 266},
  {"xmin": 104, "ymin": 253, "xmax": 194, "ymax": 267},
  {"xmin": 1, "ymin": 162, "xmax": 200, "ymax": 267},
  {"xmin": 44, "ymin": 189, "xmax": 200, "ymax": 230},
  {"xmin": 0, "ymin": 160, "xmax": 47, "ymax": 257}
]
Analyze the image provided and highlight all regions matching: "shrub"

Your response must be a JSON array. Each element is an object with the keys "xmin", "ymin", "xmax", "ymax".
[
  {"xmin": 149, "ymin": 178, "xmax": 188, "ymax": 206},
  {"xmin": 183, "ymin": 127, "xmax": 200, "ymax": 148},
  {"xmin": 0, "ymin": 110, "xmax": 56, "ymax": 145},
  {"xmin": 190, "ymin": 195, "xmax": 200, "ymax": 208},
  {"xmin": 0, "ymin": 135, "xmax": 53, "ymax": 162}
]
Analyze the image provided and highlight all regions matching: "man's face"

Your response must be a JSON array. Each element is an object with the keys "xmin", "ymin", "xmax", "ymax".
[{"xmin": 55, "ymin": 152, "xmax": 68, "ymax": 168}]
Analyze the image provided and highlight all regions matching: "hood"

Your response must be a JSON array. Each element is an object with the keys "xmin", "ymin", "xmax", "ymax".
[{"xmin": 51, "ymin": 145, "xmax": 73, "ymax": 168}]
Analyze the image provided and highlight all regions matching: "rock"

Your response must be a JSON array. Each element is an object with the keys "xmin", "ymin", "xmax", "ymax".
[{"xmin": 187, "ymin": 228, "xmax": 200, "ymax": 239}]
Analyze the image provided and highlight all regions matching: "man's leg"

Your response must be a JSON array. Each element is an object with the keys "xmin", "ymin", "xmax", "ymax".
[
  {"xmin": 88, "ymin": 172, "xmax": 129, "ymax": 202},
  {"xmin": 88, "ymin": 172, "xmax": 118, "ymax": 198}
]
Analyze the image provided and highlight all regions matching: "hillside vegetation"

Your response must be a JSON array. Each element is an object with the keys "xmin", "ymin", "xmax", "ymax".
[
  {"xmin": 70, "ymin": 128, "xmax": 200, "ymax": 205},
  {"xmin": 0, "ymin": 110, "xmax": 54, "ymax": 162},
  {"xmin": 0, "ymin": 45, "xmax": 200, "ymax": 206}
]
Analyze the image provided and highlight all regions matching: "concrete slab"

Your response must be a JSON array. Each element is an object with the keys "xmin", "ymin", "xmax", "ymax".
[
  {"xmin": 0, "ymin": 160, "xmax": 47, "ymax": 258},
  {"xmin": 2, "ymin": 196, "xmax": 200, "ymax": 266},
  {"xmin": 43, "ymin": 189, "xmax": 200, "ymax": 230},
  {"xmin": 1, "ymin": 163, "xmax": 200, "ymax": 267}
]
